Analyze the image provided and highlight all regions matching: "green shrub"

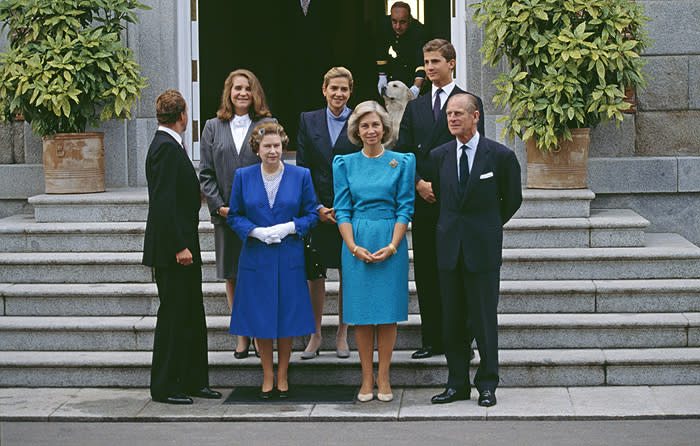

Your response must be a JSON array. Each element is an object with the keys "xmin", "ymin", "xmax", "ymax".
[
  {"xmin": 0, "ymin": 0, "xmax": 150, "ymax": 137},
  {"xmin": 472, "ymin": 0, "xmax": 651, "ymax": 151}
]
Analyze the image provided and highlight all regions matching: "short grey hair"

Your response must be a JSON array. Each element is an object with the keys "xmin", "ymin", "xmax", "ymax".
[{"xmin": 347, "ymin": 100, "xmax": 393, "ymax": 146}]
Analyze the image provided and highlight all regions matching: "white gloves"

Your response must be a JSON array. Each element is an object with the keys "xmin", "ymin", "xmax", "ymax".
[
  {"xmin": 377, "ymin": 74, "xmax": 388, "ymax": 95},
  {"xmin": 248, "ymin": 222, "xmax": 296, "ymax": 245},
  {"xmin": 249, "ymin": 227, "xmax": 281, "ymax": 245},
  {"xmin": 269, "ymin": 221, "xmax": 296, "ymax": 240},
  {"xmin": 409, "ymin": 85, "xmax": 420, "ymax": 98}
]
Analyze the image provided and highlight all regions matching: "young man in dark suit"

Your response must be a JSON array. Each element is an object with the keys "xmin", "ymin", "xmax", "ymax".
[
  {"xmin": 143, "ymin": 90, "xmax": 221, "ymax": 405},
  {"xmin": 429, "ymin": 94, "xmax": 522, "ymax": 406},
  {"xmin": 396, "ymin": 39, "xmax": 484, "ymax": 360}
]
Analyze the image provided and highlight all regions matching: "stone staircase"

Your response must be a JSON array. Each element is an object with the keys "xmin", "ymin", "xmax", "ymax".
[{"xmin": 1, "ymin": 188, "xmax": 699, "ymax": 387}]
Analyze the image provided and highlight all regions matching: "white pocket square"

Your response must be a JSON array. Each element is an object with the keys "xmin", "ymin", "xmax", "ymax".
[{"xmin": 480, "ymin": 172, "xmax": 494, "ymax": 179}]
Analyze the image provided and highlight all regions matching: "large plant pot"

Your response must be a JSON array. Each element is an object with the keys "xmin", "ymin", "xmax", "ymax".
[
  {"xmin": 42, "ymin": 132, "xmax": 105, "ymax": 194},
  {"xmin": 526, "ymin": 128, "xmax": 590, "ymax": 189}
]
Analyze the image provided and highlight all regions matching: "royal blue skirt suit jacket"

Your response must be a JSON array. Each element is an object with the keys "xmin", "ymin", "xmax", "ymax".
[{"xmin": 226, "ymin": 163, "xmax": 319, "ymax": 339}]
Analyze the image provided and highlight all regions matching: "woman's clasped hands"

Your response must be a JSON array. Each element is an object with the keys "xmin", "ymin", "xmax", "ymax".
[
  {"xmin": 249, "ymin": 222, "xmax": 295, "ymax": 245},
  {"xmin": 353, "ymin": 244, "xmax": 395, "ymax": 263}
]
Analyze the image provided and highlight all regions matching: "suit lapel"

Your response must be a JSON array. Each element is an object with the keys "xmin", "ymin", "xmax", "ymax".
[
  {"xmin": 461, "ymin": 137, "xmax": 491, "ymax": 207},
  {"xmin": 419, "ymin": 86, "xmax": 465, "ymax": 156},
  {"xmin": 311, "ymin": 109, "xmax": 334, "ymax": 166},
  {"xmin": 441, "ymin": 141, "xmax": 460, "ymax": 201}
]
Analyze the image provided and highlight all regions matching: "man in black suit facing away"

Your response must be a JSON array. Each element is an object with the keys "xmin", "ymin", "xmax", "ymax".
[
  {"xmin": 429, "ymin": 94, "xmax": 522, "ymax": 406},
  {"xmin": 143, "ymin": 90, "xmax": 221, "ymax": 405},
  {"xmin": 396, "ymin": 39, "xmax": 484, "ymax": 360}
]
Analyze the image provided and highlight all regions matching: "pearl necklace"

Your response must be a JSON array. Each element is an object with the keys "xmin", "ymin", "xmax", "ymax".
[
  {"xmin": 261, "ymin": 163, "xmax": 283, "ymax": 180},
  {"xmin": 361, "ymin": 148, "xmax": 385, "ymax": 159}
]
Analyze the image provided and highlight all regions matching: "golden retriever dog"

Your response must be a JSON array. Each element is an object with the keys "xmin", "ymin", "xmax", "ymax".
[{"xmin": 381, "ymin": 80, "xmax": 414, "ymax": 149}]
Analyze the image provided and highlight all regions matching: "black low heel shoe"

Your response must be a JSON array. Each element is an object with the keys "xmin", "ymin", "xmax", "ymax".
[
  {"xmin": 277, "ymin": 388, "xmax": 289, "ymax": 400},
  {"xmin": 253, "ymin": 338, "xmax": 260, "ymax": 358},
  {"xmin": 234, "ymin": 338, "xmax": 250, "ymax": 359},
  {"xmin": 258, "ymin": 389, "xmax": 274, "ymax": 401}
]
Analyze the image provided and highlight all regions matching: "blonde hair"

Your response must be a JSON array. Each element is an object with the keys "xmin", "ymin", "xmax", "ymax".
[
  {"xmin": 216, "ymin": 69, "xmax": 272, "ymax": 121},
  {"xmin": 323, "ymin": 66, "xmax": 354, "ymax": 91},
  {"xmin": 347, "ymin": 101, "xmax": 393, "ymax": 146},
  {"xmin": 249, "ymin": 121, "xmax": 289, "ymax": 154}
]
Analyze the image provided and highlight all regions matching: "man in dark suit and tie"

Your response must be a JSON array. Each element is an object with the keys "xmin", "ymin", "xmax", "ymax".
[
  {"xmin": 143, "ymin": 90, "xmax": 221, "ymax": 405},
  {"xmin": 429, "ymin": 93, "xmax": 522, "ymax": 406},
  {"xmin": 396, "ymin": 38, "xmax": 484, "ymax": 360}
]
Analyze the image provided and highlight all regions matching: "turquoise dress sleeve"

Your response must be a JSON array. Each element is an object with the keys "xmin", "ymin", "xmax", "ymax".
[
  {"xmin": 332, "ymin": 155, "xmax": 352, "ymax": 225},
  {"xmin": 395, "ymin": 153, "xmax": 416, "ymax": 225}
]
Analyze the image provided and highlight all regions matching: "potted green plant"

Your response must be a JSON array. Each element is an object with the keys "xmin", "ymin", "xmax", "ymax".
[
  {"xmin": 472, "ymin": 0, "xmax": 651, "ymax": 188},
  {"xmin": 0, "ymin": 0, "xmax": 149, "ymax": 193}
]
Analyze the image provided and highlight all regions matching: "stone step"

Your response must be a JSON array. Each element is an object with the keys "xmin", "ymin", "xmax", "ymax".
[
  {"xmin": 514, "ymin": 188, "xmax": 596, "ymax": 218},
  {"xmin": 2, "ymin": 279, "xmax": 699, "ymax": 316},
  {"xmin": 0, "ymin": 215, "xmax": 216, "ymax": 253},
  {"xmin": 0, "ymin": 208, "xmax": 649, "ymax": 252},
  {"xmin": 29, "ymin": 187, "xmax": 597, "ymax": 223},
  {"xmin": 503, "ymin": 209, "xmax": 648, "ymax": 248},
  {"xmin": 2, "ymin": 313, "xmax": 698, "ymax": 351},
  {"xmin": 1, "ymin": 233, "xmax": 698, "ymax": 283},
  {"xmin": 1, "ymin": 348, "xmax": 698, "ymax": 387}
]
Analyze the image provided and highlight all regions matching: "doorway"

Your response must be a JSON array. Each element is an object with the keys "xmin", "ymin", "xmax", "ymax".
[{"xmin": 197, "ymin": 0, "xmax": 450, "ymax": 150}]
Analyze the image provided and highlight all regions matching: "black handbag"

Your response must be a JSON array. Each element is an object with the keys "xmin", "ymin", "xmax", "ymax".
[{"xmin": 303, "ymin": 234, "xmax": 326, "ymax": 281}]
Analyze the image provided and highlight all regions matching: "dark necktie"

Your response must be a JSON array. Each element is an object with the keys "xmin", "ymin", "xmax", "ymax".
[
  {"xmin": 459, "ymin": 145, "xmax": 469, "ymax": 189},
  {"xmin": 433, "ymin": 88, "xmax": 443, "ymax": 121}
]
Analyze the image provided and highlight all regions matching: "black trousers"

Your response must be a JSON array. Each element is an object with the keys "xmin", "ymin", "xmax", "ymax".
[
  {"xmin": 151, "ymin": 264, "xmax": 209, "ymax": 399},
  {"xmin": 439, "ymin": 257, "xmax": 500, "ymax": 392},
  {"xmin": 412, "ymin": 204, "xmax": 443, "ymax": 350}
]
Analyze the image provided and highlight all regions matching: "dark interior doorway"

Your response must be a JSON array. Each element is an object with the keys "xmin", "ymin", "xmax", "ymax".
[{"xmin": 199, "ymin": 0, "xmax": 450, "ymax": 150}]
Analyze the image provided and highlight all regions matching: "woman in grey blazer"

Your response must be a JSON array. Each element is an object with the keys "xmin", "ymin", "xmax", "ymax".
[{"xmin": 199, "ymin": 68, "xmax": 274, "ymax": 358}]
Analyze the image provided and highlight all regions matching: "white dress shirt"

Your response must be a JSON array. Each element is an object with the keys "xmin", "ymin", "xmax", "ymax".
[
  {"xmin": 456, "ymin": 131, "xmax": 480, "ymax": 181},
  {"xmin": 432, "ymin": 81, "xmax": 456, "ymax": 111},
  {"xmin": 230, "ymin": 114, "xmax": 252, "ymax": 154}
]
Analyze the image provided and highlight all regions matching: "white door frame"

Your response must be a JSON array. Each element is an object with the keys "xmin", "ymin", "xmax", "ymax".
[
  {"xmin": 176, "ymin": 0, "xmax": 199, "ymax": 161},
  {"xmin": 451, "ymin": 0, "xmax": 467, "ymax": 88}
]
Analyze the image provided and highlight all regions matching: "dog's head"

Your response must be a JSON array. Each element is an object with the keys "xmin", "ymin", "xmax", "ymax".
[{"xmin": 382, "ymin": 80, "xmax": 413, "ymax": 107}]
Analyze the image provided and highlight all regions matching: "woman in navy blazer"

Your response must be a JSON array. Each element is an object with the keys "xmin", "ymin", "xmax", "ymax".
[
  {"xmin": 296, "ymin": 67, "xmax": 361, "ymax": 359},
  {"xmin": 227, "ymin": 122, "xmax": 318, "ymax": 399},
  {"xmin": 199, "ymin": 69, "xmax": 274, "ymax": 359}
]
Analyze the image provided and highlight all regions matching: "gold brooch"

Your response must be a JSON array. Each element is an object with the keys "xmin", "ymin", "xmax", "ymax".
[{"xmin": 389, "ymin": 158, "xmax": 398, "ymax": 168}]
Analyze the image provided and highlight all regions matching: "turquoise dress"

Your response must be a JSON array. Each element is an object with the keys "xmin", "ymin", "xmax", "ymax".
[{"xmin": 332, "ymin": 150, "xmax": 415, "ymax": 325}]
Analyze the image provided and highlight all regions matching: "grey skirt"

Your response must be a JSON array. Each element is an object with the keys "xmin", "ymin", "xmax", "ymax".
[{"xmin": 214, "ymin": 223, "xmax": 242, "ymax": 280}]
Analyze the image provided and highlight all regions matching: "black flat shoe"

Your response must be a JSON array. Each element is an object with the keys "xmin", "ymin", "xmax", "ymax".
[
  {"xmin": 189, "ymin": 387, "xmax": 222, "ymax": 399},
  {"xmin": 277, "ymin": 388, "xmax": 289, "ymax": 400},
  {"xmin": 153, "ymin": 393, "xmax": 193, "ymax": 405},
  {"xmin": 478, "ymin": 389, "xmax": 497, "ymax": 407},
  {"xmin": 234, "ymin": 338, "xmax": 251, "ymax": 359},
  {"xmin": 258, "ymin": 389, "xmax": 274, "ymax": 401},
  {"xmin": 431, "ymin": 387, "xmax": 470, "ymax": 404}
]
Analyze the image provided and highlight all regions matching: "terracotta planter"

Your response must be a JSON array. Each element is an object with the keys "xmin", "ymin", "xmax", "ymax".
[
  {"xmin": 42, "ymin": 132, "xmax": 105, "ymax": 194},
  {"xmin": 526, "ymin": 128, "xmax": 590, "ymax": 189}
]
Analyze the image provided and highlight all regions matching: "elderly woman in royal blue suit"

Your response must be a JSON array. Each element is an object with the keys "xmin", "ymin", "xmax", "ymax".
[
  {"xmin": 296, "ymin": 67, "xmax": 361, "ymax": 359},
  {"xmin": 227, "ymin": 121, "xmax": 318, "ymax": 400}
]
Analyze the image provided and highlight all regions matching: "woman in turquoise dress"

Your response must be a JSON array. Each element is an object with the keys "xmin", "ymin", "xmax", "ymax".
[{"xmin": 332, "ymin": 100, "xmax": 415, "ymax": 402}]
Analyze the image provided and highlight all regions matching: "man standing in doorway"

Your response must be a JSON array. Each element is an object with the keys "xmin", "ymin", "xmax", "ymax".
[
  {"xmin": 396, "ymin": 38, "xmax": 485, "ymax": 360},
  {"xmin": 376, "ymin": 2, "xmax": 426, "ymax": 98},
  {"xmin": 429, "ymin": 93, "xmax": 521, "ymax": 406},
  {"xmin": 143, "ymin": 90, "xmax": 221, "ymax": 405}
]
